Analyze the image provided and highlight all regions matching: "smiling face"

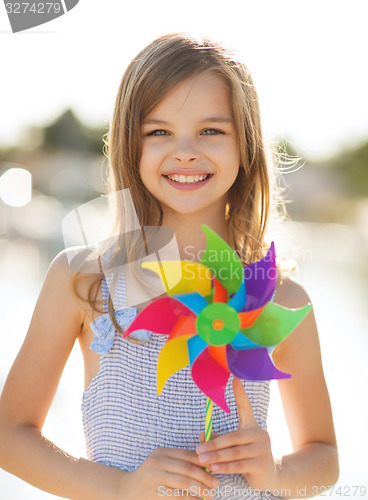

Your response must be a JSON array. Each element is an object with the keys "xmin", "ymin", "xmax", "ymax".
[{"xmin": 139, "ymin": 72, "xmax": 240, "ymax": 224}]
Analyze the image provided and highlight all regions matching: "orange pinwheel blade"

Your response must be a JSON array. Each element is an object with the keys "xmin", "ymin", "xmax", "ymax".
[
  {"xmin": 238, "ymin": 307, "xmax": 265, "ymax": 328},
  {"xmin": 213, "ymin": 277, "xmax": 228, "ymax": 303},
  {"xmin": 168, "ymin": 316, "xmax": 197, "ymax": 341}
]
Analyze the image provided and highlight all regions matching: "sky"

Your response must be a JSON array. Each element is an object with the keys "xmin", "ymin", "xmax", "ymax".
[{"xmin": 0, "ymin": 0, "xmax": 368, "ymax": 161}]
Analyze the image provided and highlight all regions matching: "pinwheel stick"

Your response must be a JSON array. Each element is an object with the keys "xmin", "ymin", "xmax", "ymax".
[
  {"xmin": 202, "ymin": 397, "xmax": 213, "ymax": 500},
  {"xmin": 205, "ymin": 397, "xmax": 213, "ymax": 443}
]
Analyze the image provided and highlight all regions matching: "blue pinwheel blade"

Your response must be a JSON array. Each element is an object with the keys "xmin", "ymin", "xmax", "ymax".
[
  {"xmin": 172, "ymin": 292, "xmax": 208, "ymax": 315},
  {"xmin": 230, "ymin": 331, "xmax": 259, "ymax": 350},
  {"xmin": 187, "ymin": 335, "xmax": 208, "ymax": 365},
  {"xmin": 228, "ymin": 281, "xmax": 246, "ymax": 312}
]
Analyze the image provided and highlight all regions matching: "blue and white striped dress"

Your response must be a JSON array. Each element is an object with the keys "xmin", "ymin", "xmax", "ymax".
[{"xmin": 81, "ymin": 266, "xmax": 281, "ymax": 500}]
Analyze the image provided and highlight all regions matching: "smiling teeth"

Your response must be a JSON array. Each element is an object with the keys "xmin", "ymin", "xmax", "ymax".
[{"xmin": 166, "ymin": 174, "xmax": 210, "ymax": 183}]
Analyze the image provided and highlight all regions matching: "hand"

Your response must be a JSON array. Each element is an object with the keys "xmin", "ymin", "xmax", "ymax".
[
  {"xmin": 121, "ymin": 447, "xmax": 220, "ymax": 499},
  {"xmin": 196, "ymin": 378, "xmax": 280, "ymax": 492}
]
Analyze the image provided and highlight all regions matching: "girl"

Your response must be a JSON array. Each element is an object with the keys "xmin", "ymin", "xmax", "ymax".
[{"xmin": 0, "ymin": 33, "xmax": 338, "ymax": 499}]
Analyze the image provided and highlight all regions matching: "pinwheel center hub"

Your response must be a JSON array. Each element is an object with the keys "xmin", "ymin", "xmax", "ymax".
[
  {"xmin": 196, "ymin": 303, "xmax": 240, "ymax": 346},
  {"xmin": 212, "ymin": 319, "xmax": 224, "ymax": 330}
]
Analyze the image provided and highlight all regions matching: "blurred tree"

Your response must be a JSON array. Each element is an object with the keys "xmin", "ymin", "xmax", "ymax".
[
  {"xmin": 272, "ymin": 137, "xmax": 354, "ymax": 224},
  {"xmin": 42, "ymin": 109, "xmax": 107, "ymax": 154},
  {"xmin": 328, "ymin": 140, "xmax": 368, "ymax": 197}
]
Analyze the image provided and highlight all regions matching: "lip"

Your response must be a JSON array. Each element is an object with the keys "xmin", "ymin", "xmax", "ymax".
[
  {"xmin": 162, "ymin": 170, "xmax": 213, "ymax": 176},
  {"xmin": 163, "ymin": 173, "xmax": 213, "ymax": 190}
]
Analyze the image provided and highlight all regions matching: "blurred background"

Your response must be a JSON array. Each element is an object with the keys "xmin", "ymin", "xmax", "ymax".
[{"xmin": 0, "ymin": 0, "xmax": 367, "ymax": 498}]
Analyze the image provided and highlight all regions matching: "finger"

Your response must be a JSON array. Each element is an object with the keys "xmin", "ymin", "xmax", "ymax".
[
  {"xmin": 197, "ymin": 441, "xmax": 260, "ymax": 466},
  {"xmin": 209, "ymin": 457, "xmax": 259, "ymax": 475},
  {"xmin": 196, "ymin": 428, "xmax": 255, "ymax": 456},
  {"xmin": 159, "ymin": 449, "xmax": 220, "ymax": 486},
  {"xmin": 160, "ymin": 473, "xmax": 217, "ymax": 499},
  {"xmin": 198, "ymin": 431, "xmax": 221, "ymax": 443},
  {"xmin": 163, "ymin": 447, "xmax": 210, "ymax": 467},
  {"xmin": 232, "ymin": 377, "xmax": 257, "ymax": 427},
  {"xmin": 160, "ymin": 459, "xmax": 220, "ymax": 491}
]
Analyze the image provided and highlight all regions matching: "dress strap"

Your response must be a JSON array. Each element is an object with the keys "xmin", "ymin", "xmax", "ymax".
[
  {"xmin": 97, "ymin": 253, "xmax": 109, "ymax": 313},
  {"xmin": 98, "ymin": 252, "xmax": 128, "ymax": 312}
]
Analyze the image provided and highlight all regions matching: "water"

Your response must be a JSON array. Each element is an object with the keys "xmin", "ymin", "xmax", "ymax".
[
  {"xmin": 0, "ymin": 222, "xmax": 367, "ymax": 499},
  {"xmin": 267, "ymin": 222, "xmax": 368, "ymax": 497}
]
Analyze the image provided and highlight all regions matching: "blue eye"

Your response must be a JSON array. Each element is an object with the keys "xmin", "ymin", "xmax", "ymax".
[
  {"xmin": 147, "ymin": 130, "xmax": 169, "ymax": 136},
  {"xmin": 202, "ymin": 129, "xmax": 223, "ymax": 135}
]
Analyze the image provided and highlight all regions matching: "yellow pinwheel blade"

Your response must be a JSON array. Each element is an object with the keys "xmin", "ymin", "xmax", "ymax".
[
  {"xmin": 142, "ymin": 260, "xmax": 211, "ymax": 296},
  {"xmin": 157, "ymin": 335, "xmax": 191, "ymax": 395}
]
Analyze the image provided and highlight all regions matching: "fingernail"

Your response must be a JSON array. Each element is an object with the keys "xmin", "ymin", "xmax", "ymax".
[
  {"xmin": 196, "ymin": 444, "xmax": 206, "ymax": 453},
  {"xmin": 198, "ymin": 453, "xmax": 210, "ymax": 463},
  {"xmin": 211, "ymin": 464, "xmax": 220, "ymax": 471}
]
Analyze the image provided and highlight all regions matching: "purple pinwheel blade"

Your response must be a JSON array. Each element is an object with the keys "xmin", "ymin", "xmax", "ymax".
[
  {"xmin": 228, "ymin": 281, "xmax": 246, "ymax": 312},
  {"xmin": 226, "ymin": 344, "xmax": 291, "ymax": 381},
  {"xmin": 123, "ymin": 297, "xmax": 195, "ymax": 337},
  {"xmin": 172, "ymin": 292, "xmax": 208, "ymax": 315},
  {"xmin": 242, "ymin": 242, "xmax": 277, "ymax": 311},
  {"xmin": 191, "ymin": 348, "xmax": 231, "ymax": 413}
]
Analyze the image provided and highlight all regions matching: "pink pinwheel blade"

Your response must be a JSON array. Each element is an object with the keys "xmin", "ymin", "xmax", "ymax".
[
  {"xmin": 191, "ymin": 347, "xmax": 231, "ymax": 413},
  {"xmin": 242, "ymin": 242, "xmax": 277, "ymax": 311},
  {"xmin": 123, "ymin": 297, "xmax": 195, "ymax": 338},
  {"xmin": 226, "ymin": 344, "xmax": 291, "ymax": 381}
]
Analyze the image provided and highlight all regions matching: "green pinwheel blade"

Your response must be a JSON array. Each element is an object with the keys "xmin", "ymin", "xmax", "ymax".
[
  {"xmin": 240, "ymin": 302, "xmax": 312, "ymax": 346},
  {"xmin": 200, "ymin": 224, "xmax": 243, "ymax": 296}
]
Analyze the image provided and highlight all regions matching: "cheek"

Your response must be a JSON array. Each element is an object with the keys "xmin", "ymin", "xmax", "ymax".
[
  {"xmin": 140, "ymin": 142, "xmax": 166, "ymax": 172},
  {"xmin": 139, "ymin": 145, "xmax": 155, "ymax": 179},
  {"xmin": 207, "ymin": 137, "xmax": 239, "ymax": 161}
]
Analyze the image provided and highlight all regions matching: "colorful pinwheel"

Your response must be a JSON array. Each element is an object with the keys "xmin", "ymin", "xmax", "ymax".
[{"xmin": 124, "ymin": 224, "xmax": 312, "ymax": 416}]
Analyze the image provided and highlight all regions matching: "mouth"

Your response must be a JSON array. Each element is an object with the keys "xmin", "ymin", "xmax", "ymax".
[{"xmin": 162, "ymin": 173, "xmax": 213, "ymax": 184}]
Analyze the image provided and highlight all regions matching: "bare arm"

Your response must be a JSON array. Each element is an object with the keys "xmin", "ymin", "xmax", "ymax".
[
  {"xmin": 0, "ymin": 250, "xmax": 219, "ymax": 500},
  {"xmin": 0, "ymin": 250, "xmax": 125, "ymax": 500},
  {"xmin": 188, "ymin": 276, "xmax": 339, "ymax": 498},
  {"xmin": 272, "ymin": 277, "xmax": 339, "ymax": 497}
]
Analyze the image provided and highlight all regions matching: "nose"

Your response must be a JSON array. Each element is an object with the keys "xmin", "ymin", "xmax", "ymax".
[{"xmin": 172, "ymin": 139, "xmax": 200, "ymax": 164}]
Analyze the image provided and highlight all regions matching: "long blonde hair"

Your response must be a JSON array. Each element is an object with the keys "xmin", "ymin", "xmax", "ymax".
[{"xmin": 73, "ymin": 32, "xmax": 288, "ymax": 334}]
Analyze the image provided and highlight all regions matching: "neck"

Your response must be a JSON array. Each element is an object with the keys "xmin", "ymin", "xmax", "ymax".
[{"xmin": 162, "ymin": 208, "xmax": 229, "ymax": 262}]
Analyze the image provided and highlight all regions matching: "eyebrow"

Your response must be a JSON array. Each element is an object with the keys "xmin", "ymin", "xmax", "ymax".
[{"xmin": 142, "ymin": 116, "xmax": 234, "ymax": 125}]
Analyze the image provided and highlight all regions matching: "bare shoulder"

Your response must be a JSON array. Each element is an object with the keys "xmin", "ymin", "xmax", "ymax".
[
  {"xmin": 274, "ymin": 275, "xmax": 312, "ymax": 309},
  {"xmin": 272, "ymin": 275, "xmax": 316, "ymax": 360},
  {"xmin": 47, "ymin": 247, "xmax": 103, "ymax": 323},
  {"xmin": 0, "ymin": 247, "xmax": 102, "ymax": 429}
]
